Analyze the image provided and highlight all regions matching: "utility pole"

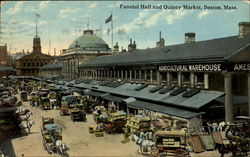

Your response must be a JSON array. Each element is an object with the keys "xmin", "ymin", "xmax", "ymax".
[{"xmin": 49, "ymin": 40, "xmax": 51, "ymax": 55}]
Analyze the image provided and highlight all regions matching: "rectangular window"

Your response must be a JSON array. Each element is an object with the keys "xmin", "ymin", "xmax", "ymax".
[
  {"xmin": 161, "ymin": 72, "xmax": 167, "ymax": 82},
  {"xmin": 152, "ymin": 70, "xmax": 157, "ymax": 81},
  {"xmin": 171, "ymin": 72, "xmax": 178, "ymax": 82},
  {"xmin": 131, "ymin": 70, "xmax": 135, "ymax": 79},
  {"xmin": 182, "ymin": 72, "xmax": 190, "ymax": 83},
  {"xmin": 146, "ymin": 70, "xmax": 150, "ymax": 81},
  {"xmin": 196, "ymin": 73, "xmax": 204, "ymax": 83},
  {"xmin": 127, "ymin": 71, "xmax": 130, "ymax": 79}
]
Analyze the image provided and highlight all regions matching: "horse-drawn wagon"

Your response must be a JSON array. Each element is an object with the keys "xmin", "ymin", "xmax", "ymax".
[
  {"xmin": 151, "ymin": 131, "xmax": 190, "ymax": 157},
  {"xmin": 41, "ymin": 117, "xmax": 66, "ymax": 156},
  {"xmin": 215, "ymin": 116, "xmax": 250, "ymax": 157}
]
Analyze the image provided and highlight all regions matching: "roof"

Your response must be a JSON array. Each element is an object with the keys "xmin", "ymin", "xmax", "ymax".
[
  {"xmin": 17, "ymin": 51, "xmax": 52, "ymax": 61},
  {"xmin": 127, "ymin": 100, "xmax": 203, "ymax": 119},
  {"xmin": 73, "ymin": 81, "xmax": 224, "ymax": 110},
  {"xmin": 80, "ymin": 34, "xmax": 250, "ymax": 68},
  {"xmin": 40, "ymin": 62, "xmax": 63, "ymax": 71},
  {"xmin": 68, "ymin": 34, "xmax": 110, "ymax": 51},
  {"xmin": 102, "ymin": 94, "xmax": 128, "ymax": 103},
  {"xmin": 0, "ymin": 65, "xmax": 14, "ymax": 71}
]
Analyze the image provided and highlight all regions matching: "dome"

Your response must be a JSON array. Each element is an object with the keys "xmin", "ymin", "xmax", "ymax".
[{"xmin": 68, "ymin": 32, "xmax": 110, "ymax": 51}]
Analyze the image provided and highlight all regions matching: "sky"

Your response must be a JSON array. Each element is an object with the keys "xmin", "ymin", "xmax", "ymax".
[{"xmin": 0, "ymin": 1, "xmax": 249, "ymax": 55}]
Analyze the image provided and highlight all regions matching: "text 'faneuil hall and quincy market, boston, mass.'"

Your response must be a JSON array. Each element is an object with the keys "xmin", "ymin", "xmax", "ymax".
[{"xmin": 119, "ymin": 4, "xmax": 237, "ymax": 10}]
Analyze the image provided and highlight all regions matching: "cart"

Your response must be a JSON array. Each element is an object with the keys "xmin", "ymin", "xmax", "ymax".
[
  {"xmin": 60, "ymin": 95, "xmax": 78, "ymax": 116},
  {"xmin": 70, "ymin": 108, "xmax": 86, "ymax": 122},
  {"xmin": 41, "ymin": 117, "xmax": 66, "ymax": 156},
  {"xmin": 20, "ymin": 91, "xmax": 28, "ymax": 101},
  {"xmin": 40, "ymin": 97, "xmax": 51, "ymax": 110},
  {"xmin": 151, "ymin": 131, "xmax": 190, "ymax": 157}
]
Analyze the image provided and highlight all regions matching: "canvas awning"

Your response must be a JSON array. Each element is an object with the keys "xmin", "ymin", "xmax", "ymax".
[
  {"xmin": 101, "ymin": 94, "xmax": 127, "ymax": 103},
  {"xmin": 84, "ymin": 90, "xmax": 106, "ymax": 97},
  {"xmin": 127, "ymin": 100, "xmax": 203, "ymax": 119}
]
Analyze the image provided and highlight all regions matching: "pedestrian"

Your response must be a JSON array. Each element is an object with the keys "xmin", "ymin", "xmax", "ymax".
[
  {"xmin": 207, "ymin": 121, "xmax": 213, "ymax": 133},
  {"xmin": 212, "ymin": 120, "xmax": 218, "ymax": 132}
]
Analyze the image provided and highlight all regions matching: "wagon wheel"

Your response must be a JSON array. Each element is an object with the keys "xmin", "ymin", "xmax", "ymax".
[
  {"xmin": 150, "ymin": 146, "xmax": 159, "ymax": 157},
  {"xmin": 175, "ymin": 149, "xmax": 188, "ymax": 157}
]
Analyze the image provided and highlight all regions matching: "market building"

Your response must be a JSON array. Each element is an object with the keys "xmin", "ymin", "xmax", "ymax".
[
  {"xmin": 39, "ymin": 61, "xmax": 63, "ymax": 77},
  {"xmin": 16, "ymin": 34, "xmax": 53, "ymax": 76},
  {"xmin": 60, "ymin": 29, "xmax": 112, "ymax": 79},
  {"xmin": 78, "ymin": 22, "xmax": 250, "ymax": 123}
]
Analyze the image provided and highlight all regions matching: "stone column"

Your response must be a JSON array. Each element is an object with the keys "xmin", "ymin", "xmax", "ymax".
[
  {"xmin": 110, "ymin": 70, "xmax": 113, "ymax": 79},
  {"xmin": 224, "ymin": 72, "xmax": 234, "ymax": 123},
  {"xmin": 167, "ymin": 72, "xmax": 171, "ymax": 86},
  {"xmin": 156, "ymin": 70, "xmax": 160, "ymax": 85},
  {"xmin": 190, "ymin": 72, "xmax": 195, "ymax": 88},
  {"xmin": 107, "ymin": 70, "xmax": 110, "ymax": 79},
  {"xmin": 139, "ymin": 70, "xmax": 142, "ymax": 82},
  {"xmin": 178, "ymin": 72, "xmax": 182, "ymax": 87},
  {"xmin": 204, "ymin": 73, "xmax": 209, "ymax": 89},
  {"xmin": 248, "ymin": 73, "xmax": 250, "ymax": 116},
  {"xmin": 96, "ymin": 70, "xmax": 100, "ymax": 80},
  {"xmin": 150, "ymin": 70, "xmax": 153, "ymax": 84},
  {"xmin": 144, "ymin": 70, "xmax": 147, "ymax": 81},
  {"xmin": 117, "ymin": 70, "xmax": 120, "ymax": 79}
]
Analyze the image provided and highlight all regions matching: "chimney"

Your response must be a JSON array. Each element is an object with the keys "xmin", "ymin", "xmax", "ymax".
[
  {"xmin": 156, "ymin": 31, "xmax": 165, "ymax": 47},
  {"xmin": 128, "ymin": 39, "xmax": 133, "ymax": 52},
  {"xmin": 185, "ymin": 32, "xmax": 195, "ymax": 43},
  {"xmin": 83, "ymin": 29, "xmax": 94, "ymax": 35},
  {"xmin": 239, "ymin": 22, "xmax": 250, "ymax": 37},
  {"xmin": 133, "ymin": 41, "xmax": 136, "ymax": 50},
  {"xmin": 54, "ymin": 48, "xmax": 56, "ymax": 56},
  {"xmin": 113, "ymin": 42, "xmax": 119, "ymax": 53}
]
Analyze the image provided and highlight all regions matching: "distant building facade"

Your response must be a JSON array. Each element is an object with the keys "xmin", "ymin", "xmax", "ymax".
[
  {"xmin": 0, "ymin": 44, "xmax": 11, "ymax": 66},
  {"xmin": 60, "ymin": 29, "xmax": 111, "ymax": 79},
  {"xmin": 16, "ymin": 35, "xmax": 53, "ymax": 76}
]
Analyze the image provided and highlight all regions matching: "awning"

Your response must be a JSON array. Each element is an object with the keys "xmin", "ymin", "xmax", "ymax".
[
  {"xmin": 127, "ymin": 100, "xmax": 203, "ymax": 119},
  {"xmin": 84, "ymin": 90, "xmax": 106, "ymax": 97},
  {"xmin": 101, "ymin": 94, "xmax": 127, "ymax": 103},
  {"xmin": 160, "ymin": 90, "xmax": 224, "ymax": 109}
]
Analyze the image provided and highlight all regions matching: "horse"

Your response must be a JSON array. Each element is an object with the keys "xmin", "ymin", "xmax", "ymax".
[
  {"xmin": 56, "ymin": 139, "xmax": 66, "ymax": 156},
  {"xmin": 19, "ymin": 112, "xmax": 33, "ymax": 121},
  {"xmin": 132, "ymin": 134, "xmax": 155, "ymax": 155},
  {"xmin": 19, "ymin": 120, "xmax": 35, "ymax": 134}
]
